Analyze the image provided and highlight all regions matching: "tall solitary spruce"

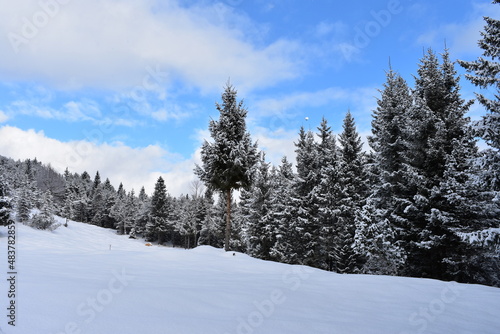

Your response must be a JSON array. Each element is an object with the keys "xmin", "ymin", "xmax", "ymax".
[{"xmin": 195, "ymin": 83, "xmax": 258, "ymax": 251}]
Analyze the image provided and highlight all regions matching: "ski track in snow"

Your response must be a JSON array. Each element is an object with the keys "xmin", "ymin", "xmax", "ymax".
[{"xmin": 0, "ymin": 216, "xmax": 499, "ymax": 334}]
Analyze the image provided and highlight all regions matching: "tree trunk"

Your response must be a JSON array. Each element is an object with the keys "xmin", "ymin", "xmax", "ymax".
[{"xmin": 225, "ymin": 188, "xmax": 231, "ymax": 252}]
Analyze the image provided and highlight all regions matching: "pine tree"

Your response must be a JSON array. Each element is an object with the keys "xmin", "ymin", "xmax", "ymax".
[
  {"xmin": 124, "ymin": 190, "xmax": 138, "ymax": 235},
  {"xmin": 459, "ymin": 1, "xmax": 500, "ymax": 166},
  {"xmin": 175, "ymin": 195, "xmax": 200, "ymax": 248},
  {"xmin": 313, "ymin": 118, "xmax": 341, "ymax": 270},
  {"xmin": 198, "ymin": 191, "xmax": 226, "ymax": 248},
  {"xmin": 354, "ymin": 203, "xmax": 405, "ymax": 275},
  {"xmin": 146, "ymin": 177, "xmax": 173, "ymax": 244},
  {"xmin": 92, "ymin": 171, "xmax": 101, "ymax": 191},
  {"xmin": 401, "ymin": 48, "xmax": 479, "ymax": 281},
  {"xmin": 244, "ymin": 153, "xmax": 275, "ymax": 260},
  {"xmin": 90, "ymin": 186, "xmax": 105, "ymax": 226},
  {"xmin": 369, "ymin": 67, "xmax": 411, "ymax": 199},
  {"xmin": 293, "ymin": 126, "xmax": 322, "ymax": 267},
  {"xmin": 456, "ymin": 1, "xmax": 500, "ymax": 285},
  {"xmin": 100, "ymin": 179, "xmax": 117, "ymax": 229},
  {"xmin": 357, "ymin": 66, "xmax": 416, "ymax": 276},
  {"xmin": 75, "ymin": 171, "xmax": 93, "ymax": 223},
  {"xmin": 62, "ymin": 179, "xmax": 77, "ymax": 220},
  {"xmin": 269, "ymin": 157, "xmax": 297, "ymax": 264},
  {"xmin": 16, "ymin": 181, "xmax": 33, "ymax": 223},
  {"xmin": 111, "ymin": 183, "xmax": 127, "ymax": 234},
  {"xmin": 31, "ymin": 190, "xmax": 59, "ymax": 230},
  {"xmin": 336, "ymin": 111, "xmax": 367, "ymax": 273},
  {"xmin": 195, "ymin": 83, "xmax": 258, "ymax": 251},
  {"xmin": 0, "ymin": 174, "xmax": 12, "ymax": 226},
  {"xmin": 73, "ymin": 181, "xmax": 90, "ymax": 223},
  {"xmin": 130, "ymin": 186, "xmax": 150, "ymax": 238}
]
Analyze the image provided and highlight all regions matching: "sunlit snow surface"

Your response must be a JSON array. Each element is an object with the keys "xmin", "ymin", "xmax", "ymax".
[{"xmin": 1, "ymin": 217, "xmax": 500, "ymax": 334}]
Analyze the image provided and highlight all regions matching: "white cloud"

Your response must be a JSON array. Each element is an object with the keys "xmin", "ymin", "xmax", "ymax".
[
  {"xmin": 254, "ymin": 87, "xmax": 349, "ymax": 117},
  {"xmin": 0, "ymin": 0, "xmax": 301, "ymax": 93},
  {"xmin": 5, "ymin": 98, "xmax": 102, "ymax": 122},
  {"xmin": 0, "ymin": 110, "xmax": 9, "ymax": 123},
  {"xmin": 416, "ymin": 2, "xmax": 500, "ymax": 57},
  {"xmin": 0, "ymin": 125, "xmax": 196, "ymax": 196},
  {"xmin": 253, "ymin": 127, "xmax": 297, "ymax": 166},
  {"xmin": 252, "ymin": 86, "xmax": 378, "ymax": 131}
]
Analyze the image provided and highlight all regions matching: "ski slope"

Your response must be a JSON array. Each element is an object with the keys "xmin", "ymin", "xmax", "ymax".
[{"xmin": 1, "ymin": 217, "xmax": 500, "ymax": 334}]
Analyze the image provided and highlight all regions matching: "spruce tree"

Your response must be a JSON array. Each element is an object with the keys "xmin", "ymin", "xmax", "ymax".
[
  {"xmin": 146, "ymin": 177, "xmax": 172, "ymax": 244},
  {"xmin": 195, "ymin": 83, "xmax": 258, "ymax": 251},
  {"xmin": 357, "ymin": 67, "xmax": 414, "ymax": 275},
  {"xmin": 401, "ymin": 48, "xmax": 479, "ymax": 281},
  {"xmin": 198, "ymin": 192, "xmax": 226, "ymax": 248},
  {"xmin": 269, "ymin": 157, "xmax": 297, "ymax": 264},
  {"xmin": 100, "ymin": 179, "xmax": 117, "ymax": 229},
  {"xmin": 337, "ymin": 111, "xmax": 366, "ymax": 273},
  {"xmin": 131, "ymin": 186, "xmax": 151, "ymax": 238},
  {"xmin": 62, "ymin": 179, "xmax": 77, "ymax": 221},
  {"xmin": 90, "ymin": 186, "xmax": 105, "ymax": 226},
  {"xmin": 244, "ymin": 153, "xmax": 275, "ymax": 260},
  {"xmin": 459, "ymin": 0, "xmax": 500, "ymax": 161},
  {"xmin": 0, "ymin": 175, "xmax": 12, "ymax": 226},
  {"xmin": 293, "ymin": 126, "xmax": 322, "ymax": 267},
  {"xmin": 313, "ymin": 118, "xmax": 341, "ymax": 270},
  {"xmin": 31, "ymin": 190, "xmax": 58, "ymax": 230},
  {"xmin": 457, "ymin": 1, "xmax": 500, "ymax": 285},
  {"xmin": 111, "ymin": 183, "xmax": 127, "ymax": 234},
  {"xmin": 175, "ymin": 195, "xmax": 199, "ymax": 248},
  {"xmin": 16, "ymin": 181, "xmax": 33, "ymax": 223}
]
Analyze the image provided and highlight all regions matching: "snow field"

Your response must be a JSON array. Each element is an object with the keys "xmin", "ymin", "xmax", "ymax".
[{"xmin": 1, "ymin": 216, "xmax": 500, "ymax": 334}]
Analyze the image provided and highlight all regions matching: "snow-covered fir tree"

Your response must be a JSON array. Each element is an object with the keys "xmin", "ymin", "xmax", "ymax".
[
  {"xmin": 31, "ymin": 190, "xmax": 59, "ymax": 231},
  {"xmin": 459, "ymin": 0, "xmax": 500, "ymax": 193},
  {"xmin": 293, "ymin": 126, "xmax": 322, "ymax": 267},
  {"xmin": 175, "ymin": 195, "xmax": 200, "ymax": 248},
  {"xmin": 145, "ymin": 177, "xmax": 173, "ymax": 244},
  {"xmin": 400, "ymin": 48, "xmax": 484, "ymax": 282},
  {"xmin": 90, "ymin": 175, "xmax": 104, "ymax": 226},
  {"xmin": 312, "ymin": 118, "xmax": 341, "ymax": 270},
  {"xmin": 356, "ymin": 67, "xmax": 413, "ymax": 275},
  {"xmin": 16, "ymin": 180, "xmax": 34, "ymax": 223},
  {"xmin": 336, "ymin": 111, "xmax": 367, "ymax": 273},
  {"xmin": 111, "ymin": 183, "xmax": 127, "ymax": 234},
  {"xmin": 268, "ymin": 157, "xmax": 297, "ymax": 264},
  {"xmin": 195, "ymin": 82, "xmax": 258, "ymax": 251},
  {"xmin": 198, "ymin": 191, "xmax": 226, "ymax": 248},
  {"xmin": 0, "ymin": 174, "xmax": 12, "ymax": 226},
  {"xmin": 130, "ymin": 186, "xmax": 151, "ymax": 238},
  {"xmin": 241, "ymin": 153, "xmax": 275, "ymax": 260}
]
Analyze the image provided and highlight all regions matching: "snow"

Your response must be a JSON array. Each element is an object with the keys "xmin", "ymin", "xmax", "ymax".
[
  {"xmin": 1, "ymin": 216, "xmax": 500, "ymax": 334},
  {"xmin": 457, "ymin": 228, "xmax": 500, "ymax": 248}
]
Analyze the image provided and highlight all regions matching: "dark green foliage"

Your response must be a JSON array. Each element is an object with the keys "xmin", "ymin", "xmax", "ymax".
[
  {"xmin": 31, "ymin": 190, "xmax": 59, "ymax": 231},
  {"xmin": 195, "ymin": 83, "xmax": 258, "ymax": 251},
  {"xmin": 0, "ymin": 175, "xmax": 12, "ymax": 226},
  {"xmin": 145, "ymin": 177, "xmax": 173, "ymax": 244},
  {"xmin": 241, "ymin": 153, "xmax": 275, "ymax": 260},
  {"xmin": 459, "ymin": 1, "xmax": 500, "ymax": 194},
  {"xmin": 336, "ymin": 112, "xmax": 367, "ymax": 273}
]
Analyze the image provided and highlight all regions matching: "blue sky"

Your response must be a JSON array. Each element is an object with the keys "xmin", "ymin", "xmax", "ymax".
[{"xmin": 0, "ymin": 0, "xmax": 497, "ymax": 195}]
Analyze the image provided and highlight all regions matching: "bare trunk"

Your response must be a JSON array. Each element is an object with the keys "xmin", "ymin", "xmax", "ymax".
[{"xmin": 225, "ymin": 188, "xmax": 231, "ymax": 252}]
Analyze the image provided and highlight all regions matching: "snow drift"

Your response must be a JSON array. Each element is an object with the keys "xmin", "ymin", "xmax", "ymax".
[{"xmin": 1, "ymin": 216, "xmax": 499, "ymax": 334}]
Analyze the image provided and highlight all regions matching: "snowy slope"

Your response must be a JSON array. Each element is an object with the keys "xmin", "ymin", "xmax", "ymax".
[{"xmin": 1, "ymin": 217, "xmax": 500, "ymax": 334}]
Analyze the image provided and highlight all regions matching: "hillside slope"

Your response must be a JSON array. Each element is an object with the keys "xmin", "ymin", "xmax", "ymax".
[{"xmin": 1, "ymin": 217, "xmax": 499, "ymax": 334}]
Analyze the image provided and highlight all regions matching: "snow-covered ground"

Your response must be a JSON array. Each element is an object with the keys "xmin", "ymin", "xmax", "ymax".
[{"xmin": 1, "ymin": 216, "xmax": 500, "ymax": 334}]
